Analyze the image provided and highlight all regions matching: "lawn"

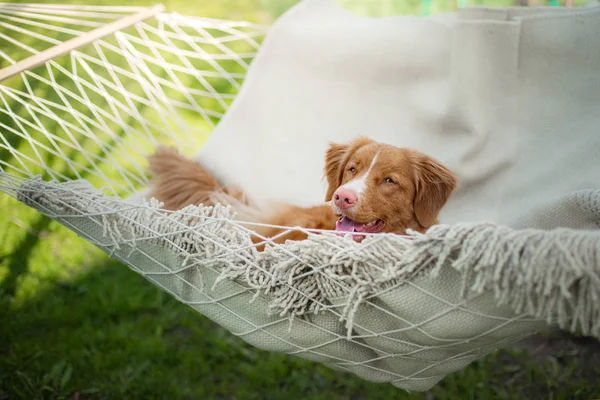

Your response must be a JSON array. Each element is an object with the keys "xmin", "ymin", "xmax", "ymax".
[{"xmin": 1, "ymin": 1, "xmax": 599, "ymax": 399}]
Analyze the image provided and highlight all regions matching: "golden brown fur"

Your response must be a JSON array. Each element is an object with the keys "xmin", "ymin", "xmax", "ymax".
[
  {"xmin": 147, "ymin": 138, "xmax": 458, "ymax": 249},
  {"xmin": 147, "ymin": 147, "xmax": 247, "ymax": 211},
  {"xmin": 147, "ymin": 147, "xmax": 336, "ymax": 248}
]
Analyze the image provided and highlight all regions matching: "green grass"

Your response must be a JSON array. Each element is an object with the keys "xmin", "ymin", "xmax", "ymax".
[{"xmin": 1, "ymin": 1, "xmax": 600, "ymax": 399}]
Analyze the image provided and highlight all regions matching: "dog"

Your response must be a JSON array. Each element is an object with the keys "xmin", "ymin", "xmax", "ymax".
[{"xmin": 147, "ymin": 137, "xmax": 458, "ymax": 248}]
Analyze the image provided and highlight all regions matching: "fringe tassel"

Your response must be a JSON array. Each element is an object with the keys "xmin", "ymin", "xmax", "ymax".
[{"xmin": 16, "ymin": 176, "xmax": 600, "ymax": 339}]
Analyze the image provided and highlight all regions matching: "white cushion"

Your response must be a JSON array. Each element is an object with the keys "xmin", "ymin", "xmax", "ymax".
[{"xmin": 197, "ymin": 0, "xmax": 600, "ymax": 230}]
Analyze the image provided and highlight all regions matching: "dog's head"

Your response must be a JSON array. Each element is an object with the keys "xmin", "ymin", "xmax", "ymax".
[{"xmin": 324, "ymin": 137, "xmax": 457, "ymax": 239}]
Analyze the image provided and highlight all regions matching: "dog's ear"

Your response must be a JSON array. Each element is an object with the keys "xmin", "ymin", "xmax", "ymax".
[
  {"xmin": 324, "ymin": 142, "xmax": 348, "ymax": 201},
  {"xmin": 412, "ymin": 154, "xmax": 458, "ymax": 228},
  {"xmin": 324, "ymin": 137, "xmax": 373, "ymax": 201}
]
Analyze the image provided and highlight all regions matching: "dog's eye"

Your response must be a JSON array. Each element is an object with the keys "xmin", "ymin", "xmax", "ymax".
[
  {"xmin": 348, "ymin": 167, "xmax": 356, "ymax": 173},
  {"xmin": 384, "ymin": 177, "xmax": 395, "ymax": 184}
]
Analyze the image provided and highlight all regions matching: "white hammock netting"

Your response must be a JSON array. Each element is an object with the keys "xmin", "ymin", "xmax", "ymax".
[{"xmin": 1, "ymin": 2, "xmax": 600, "ymax": 392}]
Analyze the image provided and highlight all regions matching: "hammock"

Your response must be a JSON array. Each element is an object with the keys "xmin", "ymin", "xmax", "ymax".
[{"xmin": 1, "ymin": 1, "xmax": 600, "ymax": 392}]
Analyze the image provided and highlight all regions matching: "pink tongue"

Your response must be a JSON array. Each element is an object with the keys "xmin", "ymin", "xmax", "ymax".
[{"xmin": 336, "ymin": 216, "xmax": 366, "ymax": 232}]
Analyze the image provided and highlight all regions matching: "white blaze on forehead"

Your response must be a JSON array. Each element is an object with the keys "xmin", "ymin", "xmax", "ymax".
[{"xmin": 340, "ymin": 151, "xmax": 380, "ymax": 195}]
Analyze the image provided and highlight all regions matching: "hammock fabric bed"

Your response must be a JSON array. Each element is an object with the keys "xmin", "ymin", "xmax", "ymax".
[{"xmin": 1, "ymin": 0, "xmax": 600, "ymax": 391}]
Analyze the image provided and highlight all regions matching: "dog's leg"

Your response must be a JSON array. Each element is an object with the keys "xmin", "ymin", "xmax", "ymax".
[{"xmin": 246, "ymin": 203, "xmax": 337, "ymax": 250}]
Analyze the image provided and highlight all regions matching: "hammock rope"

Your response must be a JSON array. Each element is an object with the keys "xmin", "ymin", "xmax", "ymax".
[
  {"xmin": 11, "ymin": 175, "xmax": 554, "ymax": 389},
  {"xmin": 0, "ymin": 3, "xmax": 266, "ymax": 196},
  {"xmin": 1, "ymin": 3, "xmax": 599, "ymax": 392}
]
